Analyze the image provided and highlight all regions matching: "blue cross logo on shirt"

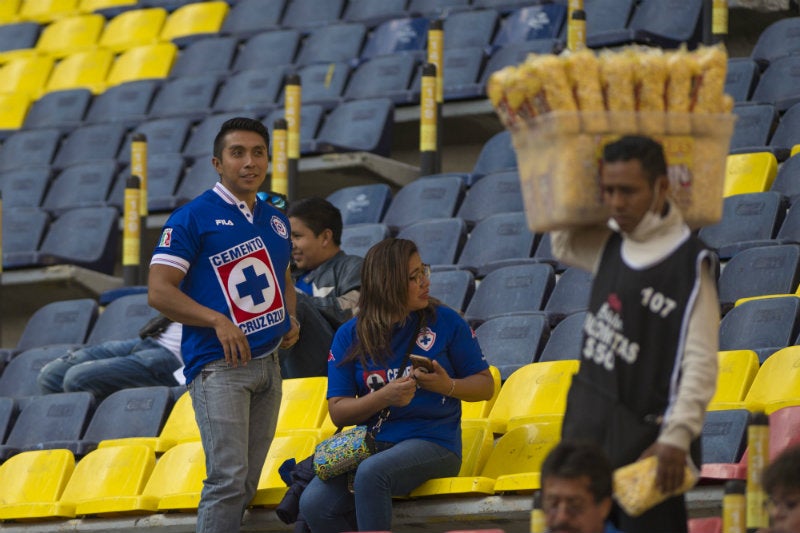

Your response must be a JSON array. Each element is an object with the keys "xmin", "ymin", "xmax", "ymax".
[{"xmin": 236, "ymin": 265, "xmax": 270, "ymax": 305}]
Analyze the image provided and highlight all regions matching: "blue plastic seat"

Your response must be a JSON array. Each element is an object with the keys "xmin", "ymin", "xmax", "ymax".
[
  {"xmin": 343, "ymin": 55, "xmax": 417, "ymax": 105},
  {"xmin": 231, "ymin": 29, "xmax": 300, "ymax": 72},
  {"xmin": 698, "ymin": 191, "xmax": 787, "ymax": 259},
  {"xmin": 213, "ymin": 67, "xmax": 287, "ymax": 115},
  {"xmin": 0, "ymin": 398, "xmax": 17, "ymax": 444},
  {"xmin": 382, "ymin": 176, "xmax": 465, "ymax": 232},
  {"xmin": 726, "ymin": 58, "xmax": 759, "ymax": 103},
  {"xmin": 0, "ymin": 128, "xmax": 61, "ymax": 172},
  {"xmin": 463, "ymin": 263, "xmax": 555, "ymax": 327},
  {"xmin": 471, "ymin": 130, "xmax": 518, "ymax": 179},
  {"xmin": 0, "ymin": 345, "xmax": 85, "ymax": 399},
  {"xmin": 729, "ymin": 103, "xmax": 777, "ymax": 155},
  {"xmin": 751, "ymin": 17, "xmax": 800, "ymax": 69},
  {"xmin": 771, "ymin": 154, "xmax": 800, "ymax": 204},
  {"xmin": 584, "ymin": 0, "xmax": 636, "ymax": 45},
  {"xmin": 408, "ymin": 0, "xmax": 470, "ymax": 17},
  {"xmin": 51, "ymin": 123, "xmax": 126, "ymax": 171},
  {"xmin": 288, "ymin": 62, "xmax": 350, "ymax": 110},
  {"xmin": 701, "ymin": 409, "xmax": 749, "ymax": 465},
  {"xmin": 12, "ymin": 298, "xmax": 97, "ymax": 354},
  {"xmin": 443, "ymin": 9, "xmax": 499, "ymax": 50},
  {"xmin": 172, "ymin": 159, "xmax": 221, "ymax": 205},
  {"xmin": 478, "ymin": 39, "xmax": 562, "ymax": 88},
  {"xmin": 397, "ymin": 217, "xmax": 468, "ymax": 268},
  {"xmin": 294, "ymin": 23, "xmax": 366, "ymax": 67},
  {"xmin": 41, "ymin": 160, "xmax": 117, "ymax": 216},
  {"xmin": 37, "ymin": 206, "xmax": 120, "ymax": 274},
  {"xmin": 169, "ymin": 36, "xmax": 237, "ymax": 80},
  {"xmin": 538, "ymin": 311, "xmax": 586, "ymax": 363},
  {"xmin": 768, "ymin": 102, "xmax": 800, "ymax": 160},
  {"xmin": 340, "ymin": 223, "xmax": 391, "ymax": 258},
  {"xmin": 751, "ymin": 55, "xmax": 800, "ymax": 112},
  {"xmin": 717, "ymin": 245, "xmax": 800, "ymax": 313},
  {"xmin": 147, "ymin": 74, "xmax": 219, "ymax": 121},
  {"xmin": 219, "ymin": 0, "xmax": 285, "ymax": 37},
  {"xmin": 326, "ymin": 184, "xmax": 392, "ymax": 226},
  {"xmin": 457, "ymin": 170, "xmax": 523, "ymax": 228},
  {"xmin": 281, "ymin": 0, "xmax": 345, "ymax": 30},
  {"xmin": 0, "ymin": 167, "xmax": 51, "ymax": 208},
  {"xmin": 119, "ymin": 116, "xmax": 193, "ymax": 165},
  {"xmin": 1, "ymin": 207, "xmax": 49, "ymax": 270},
  {"xmin": 472, "ymin": 0, "xmax": 542, "ymax": 12},
  {"xmin": 718, "ymin": 296, "xmax": 800, "ymax": 363},
  {"xmin": 360, "ymin": 17, "xmax": 429, "ymax": 61},
  {"xmin": 491, "ymin": 4, "xmax": 567, "ymax": 48},
  {"xmin": 455, "ymin": 212, "xmax": 537, "ymax": 277},
  {"xmin": 83, "ymin": 79, "xmax": 159, "ymax": 128},
  {"xmin": 475, "ymin": 314, "xmax": 550, "ymax": 380},
  {"xmin": 428, "ymin": 269, "xmax": 475, "ymax": 313},
  {"xmin": 264, "ymin": 105, "xmax": 324, "ymax": 155},
  {"xmin": 0, "ymin": 22, "xmax": 40, "ymax": 62},
  {"xmin": 314, "ymin": 98, "xmax": 394, "ymax": 156},
  {"xmin": 409, "ymin": 46, "xmax": 486, "ymax": 101},
  {"xmin": 110, "ymin": 153, "xmax": 185, "ymax": 213},
  {"xmin": 342, "ymin": 0, "xmax": 408, "ymax": 27},
  {"xmin": 85, "ymin": 292, "xmax": 160, "ymax": 345},
  {"xmin": 22, "ymin": 88, "xmax": 91, "ymax": 132},
  {"xmin": 542, "ymin": 266, "xmax": 593, "ymax": 326},
  {"xmin": 530, "ymin": 233, "xmax": 570, "ymax": 274},
  {"xmin": 586, "ymin": 0, "xmax": 703, "ymax": 49}
]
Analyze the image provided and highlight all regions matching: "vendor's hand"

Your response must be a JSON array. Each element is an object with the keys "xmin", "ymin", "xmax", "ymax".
[
  {"xmin": 640, "ymin": 442, "xmax": 687, "ymax": 494},
  {"xmin": 382, "ymin": 375, "xmax": 417, "ymax": 407},
  {"xmin": 413, "ymin": 360, "xmax": 451, "ymax": 395},
  {"xmin": 214, "ymin": 316, "xmax": 251, "ymax": 367},
  {"xmin": 280, "ymin": 316, "xmax": 300, "ymax": 349}
]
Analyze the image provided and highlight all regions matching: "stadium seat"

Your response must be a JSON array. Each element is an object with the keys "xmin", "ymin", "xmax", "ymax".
[
  {"xmin": 147, "ymin": 73, "xmax": 220, "ymax": 121},
  {"xmin": 275, "ymin": 377, "xmax": 328, "ymax": 436},
  {"xmin": 716, "ymin": 345, "xmax": 800, "ymax": 414},
  {"xmin": 538, "ymin": 311, "xmax": 587, "ymax": 363},
  {"xmin": 0, "ymin": 449, "xmax": 75, "ymax": 521},
  {"xmin": 340, "ymin": 223, "xmax": 391, "ymax": 258},
  {"xmin": 708, "ymin": 350, "xmax": 759, "ymax": 409},
  {"xmin": 751, "ymin": 16, "xmax": 800, "ymax": 69},
  {"xmin": 294, "ymin": 23, "xmax": 366, "ymax": 67},
  {"xmin": 219, "ymin": 0, "xmax": 285, "ymax": 37},
  {"xmin": 51, "ymin": 122, "xmax": 127, "ymax": 171},
  {"xmin": 767, "ymin": 101, "xmax": 800, "ymax": 159},
  {"xmin": 119, "ymin": 116, "xmax": 193, "ymax": 164},
  {"xmin": 541, "ymin": 266, "xmax": 593, "ymax": 326},
  {"xmin": 776, "ymin": 201, "xmax": 800, "ymax": 244},
  {"xmin": 461, "ymin": 365, "xmax": 502, "ymax": 421},
  {"xmin": 342, "ymin": 0, "xmax": 408, "ymax": 27},
  {"xmin": 37, "ymin": 206, "xmax": 121, "ymax": 274},
  {"xmin": 717, "ymin": 245, "xmax": 800, "ymax": 313},
  {"xmin": 724, "ymin": 152, "xmax": 778, "ymax": 197},
  {"xmin": 0, "ymin": 345, "xmax": 81, "ymax": 398},
  {"xmin": 143, "ymin": 440, "xmax": 205, "ymax": 511},
  {"xmin": 0, "ymin": 167, "xmax": 50, "ymax": 208},
  {"xmin": 231, "ymin": 29, "xmax": 300, "ymax": 72},
  {"xmin": 726, "ymin": 58, "xmax": 760, "ymax": 103},
  {"xmin": 57, "ymin": 444, "xmax": 156, "ymax": 516},
  {"xmin": 169, "ymin": 35, "xmax": 237, "ymax": 80},
  {"xmin": 697, "ymin": 191, "xmax": 787, "ymax": 259},
  {"xmin": 751, "ymin": 55, "xmax": 800, "ymax": 112},
  {"xmin": 99, "ymin": 390, "xmax": 199, "ymax": 453},
  {"xmin": 83, "ymin": 79, "xmax": 159, "ymax": 127},
  {"xmin": 78, "ymin": 0, "xmax": 136, "ymax": 15},
  {"xmin": 264, "ymin": 104, "xmax": 324, "ymax": 155},
  {"xmin": 0, "ymin": 391, "xmax": 94, "ymax": 461},
  {"xmin": 701, "ymin": 409, "xmax": 749, "ymax": 466},
  {"xmin": 43, "ymin": 48, "xmax": 113, "ymax": 95},
  {"xmin": 408, "ymin": 0, "xmax": 470, "ymax": 17},
  {"xmin": 475, "ymin": 314, "xmax": 550, "ymax": 380},
  {"xmin": 457, "ymin": 170, "xmax": 523, "ymax": 228},
  {"xmin": 584, "ymin": 0, "xmax": 703, "ymax": 49},
  {"xmin": 728, "ymin": 103, "xmax": 776, "ymax": 155},
  {"xmin": 464, "ymin": 263, "xmax": 555, "ymax": 327},
  {"xmin": 11, "ymin": 298, "xmax": 98, "ymax": 354},
  {"xmin": 0, "ymin": 22, "xmax": 40, "ymax": 64},
  {"xmin": 0, "ymin": 92, "xmax": 30, "ymax": 137},
  {"xmin": 213, "ymin": 67, "xmax": 286, "ymax": 115},
  {"xmin": 314, "ymin": 98, "xmax": 394, "ymax": 156},
  {"xmin": 531, "ymin": 233, "xmax": 569, "ymax": 274},
  {"xmin": 280, "ymin": 0, "xmax": 345, "ymax": 31},
  {"xmin": 139, "ymin": 0, "xmax": 196, "ymax": 11},
  {"xmin": 17, "ymin": 0, "xmax": 78, "ymax": 23},
  {"xmin": 343, "ymin": 54, "xmax": 417, "ymax": 104},
  {"xmin": 326, "ymin": 183, "xmax": 392, "ymax": 225},
  {"xmin": 455, "ymin": 212, "xmax": 537, "ymax": 277},
  {"xmin": 252, "ymin": 432, "xmax": 320, "ymax": 506},
  {"xmin": 397, "ymin": 217, "xmax": 468, "ymax": 268},
  {"xmin": 41, "ymin": 160, "xmax": 117, "ymax": 216},
  {"xmin": 435, "ymin": 46, "xmax": 488, "ymax": 101},
  {"xmin": 584, "ymin": 0, "xmax": 636, "ymax": 45},
  {"xmin": 491, "ymin": 4, "xmax": 567, "ymax": 48},
  {"xmin": 382, "ymin": 176, "xmax": 465, "ymax": 232},
  {"xmin": 158, "ymin": 1, "xmax": 229, "ymax": 47},
  {"xmin": 718, "ymin": 295, "xmax": 800, "ymax": 363},
  {"xmin": 0, "ymin": 54, "xmax": 54, "ymax": 100},
  {"xmin": 471, "ymin": 130, "xmax": 518, "ymax": 178},
  {"xmin": 478, "ymin": 39, "xmax": 562, "ymax": 90},
  {"xmin": 361, "ymin": 16, "xmax": 429, "ymax": 61},
  {"xmin": 429, "ymin": 269, "xmax": 476, "ymax": 312},
  {"xmin": 97, "ymin": 7, "xmax": 167, "ymax": 53},
  {"xmin": 85, "ymin": 292, "xmax": 160, "ymax": 345},
  {"xmin": 171, "ymin": 159, "xmax": 222, "ymax": 205},
  {"xmin": 473, "ymin": 0, "xmax": 543, "ymax": 11},
  {"xmin": 22, "ymin": 88, "xmax": 92, "ymax": 132},
  {"xmin": 0, "ymin": 0, "xmax": 20, "ymax": 23},
  {"xmin": 771, "ymin": 153, "xmax": 800, "ymax": 204},
  {"xmin": 1, "ymin": 206, "xmax": 49, "ymax": 269},
  {"xmin": 104, "ymin": 42, "xmax": 178, "ymax": 89},
  {"xmin": 110, "ymin": 153, "xmax": 186, "ymax": 213},
  {"xmin": 443, "ymin": 8, "xmax": 499, "ymax": 50},
  {"xmin": 33, "ymin": 13, "xmax": 103, "ymax": 58},
  {"xmin": 290, "ymin": 62, "xmax": 351, "ymax": 110}
]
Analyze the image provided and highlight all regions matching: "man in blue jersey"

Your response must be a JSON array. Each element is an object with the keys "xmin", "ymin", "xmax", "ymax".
[{"xmin": 148, "ymin": 117, "xmax": 299, "ymax": 533}]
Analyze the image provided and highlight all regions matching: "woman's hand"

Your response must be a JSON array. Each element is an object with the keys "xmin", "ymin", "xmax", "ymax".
[
  {"xmin": 381, "ymin": 375, "xmax": 417, "ymax": 407},
  {"xmin": 413, "ymin": 360, "xmax": 452, "ymax": 396}
]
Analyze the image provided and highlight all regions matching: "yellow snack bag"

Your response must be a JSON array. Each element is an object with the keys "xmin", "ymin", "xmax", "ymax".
[{"xmin": 564, "ymin": 48, "xmax": 607, "ymax": 132}]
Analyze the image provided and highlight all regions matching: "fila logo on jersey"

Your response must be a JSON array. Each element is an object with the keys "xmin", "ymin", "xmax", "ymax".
[
  {"xmin": 215, "ymin": 219, "xmax": 234, "ymax": 226},
  {"xmin": 210, "ymin": 236, "xmax": 284, "ymax": 334}
]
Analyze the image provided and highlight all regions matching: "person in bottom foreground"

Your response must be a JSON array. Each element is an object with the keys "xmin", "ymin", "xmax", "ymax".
[
  {"xmin": 298, "ymin": 237, "xmax": 495, "ymax": 533},
  {"xmin": 759, "ymin": 444, "xmax": 800, "ymax": 533}
]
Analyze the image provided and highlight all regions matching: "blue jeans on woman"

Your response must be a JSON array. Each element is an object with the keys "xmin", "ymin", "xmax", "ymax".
[
  {"xmin": 299, "ymin": 438, "xmax": 460, "ymax": 533},
  {"xmin": 190, "ymin": 353, "xmax": 282, "ymax": 533}
]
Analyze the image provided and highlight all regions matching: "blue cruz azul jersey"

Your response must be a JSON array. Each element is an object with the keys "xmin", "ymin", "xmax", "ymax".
[{"xmin": 151, "ymin": 183, "xmax": 292, "ymax": 383}]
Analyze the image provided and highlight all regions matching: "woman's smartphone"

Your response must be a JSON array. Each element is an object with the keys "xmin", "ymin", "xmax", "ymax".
[{"xmin": 409, "ymin": 354, "xmax": 434, "ymax": 373}]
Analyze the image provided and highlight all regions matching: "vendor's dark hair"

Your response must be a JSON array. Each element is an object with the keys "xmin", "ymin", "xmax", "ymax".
[
  {"xmin": 287, "ymin": 197, "xmax": 343, "ymax": 245},
  {"xmin": 603, "ymin": 135, "xmax": 667, "ymax": 185}
]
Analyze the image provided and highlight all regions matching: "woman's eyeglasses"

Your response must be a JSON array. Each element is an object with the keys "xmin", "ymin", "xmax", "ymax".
[{"xmin": 409, "ymin": 264, "xmax": 431, "ymax": 285}]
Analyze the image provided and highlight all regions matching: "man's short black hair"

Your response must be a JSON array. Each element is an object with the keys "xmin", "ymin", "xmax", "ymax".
[
  {"xmin": 602, "ymin": 135, "xmax": 668, "ymax": 186},
  {"xmin": 541, "ymin": 440, "xmax": 613, "ymax": 502},
  {"xmin": 213, "ymin": 117, "xmax": 270, "ymax": 159},
  {"xmin": 763, "ymin": 443, "xmax": 800, "ymax": 495},
  {"xmin": 287, "ymin": 196, "xmax": 344, "ymax": 246}
]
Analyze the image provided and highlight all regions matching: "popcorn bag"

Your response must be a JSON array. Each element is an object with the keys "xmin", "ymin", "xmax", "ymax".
[{"xmin": 490, "ymin": 45, "xmax": 737, "ymax": 233}]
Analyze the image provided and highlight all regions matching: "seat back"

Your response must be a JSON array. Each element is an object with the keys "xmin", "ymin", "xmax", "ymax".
[
  {"xmin": 232, "ymin": 29, "xmax": 300, "ymax": 72},
  {"xmin": 718, "ymin": 245, "xmax": 800, "ymax": 311},
  {"xmin": 4, "ymin": 392, "xmax": 94, "ymax": 453},
  {"xmin": 475, "ymin": 315, "xmax": 550, "ymax": 380},
  {"xmin": 0, "ymin": 167, "xmax": 50, "ymax": 208},
  {"xmin": 0, "ymin": 22, "xmax": 40, "ymax": 63},
  {"xmin": 627, "ymin": 0, "xmax": 703, "ymax": 47},
  {"xmin": 156, "ymin": 391, "xmax": 201, "ymax": 446},
  {"xmin": 98, "ymin": 7, "xmax": 167, "ymax": 52},
  {"xmin": 315, "ymin": 98, "xmax": 394, "ymax": 156},
  {"xmin": 295, "ymin": 22, "xmax": 366, "ymax": 66},
  {"xmin": 0, "ymin": 397, "xmax": 18, "ymax": 444},
  {"xmin": 0, "ymin": 128, "xmax": 62, "ymax": 172},
  {"xmin": 159, "ymin": 1, "xmax": 229, "ymax": 46},
  {"xmin": 264, "ymin": 105, "xmax": 324, "ymax": 155},
  {"xmin": 293, "ymin": 62, "xmax": 350, "ymax": 108},
  {"xmin": 111, "ymin": 152, "xmax": 185, "ymax": 213},
  {"xmin": 729, "ymin": 103, "xmax": 776, "ymax": 152},
  {"xmin": 777, "ymin": 201, "xmax": 800, "ymax": 243},
  {"xmin": 18, "ymin": 0, "xmax": 78, "ymax": 22},
  {"xmin": 52, "ymin": 123, "xmax": 127, "ymax": 171},
  {"xmin": 584, "ymin": 0, "xmax": 635, "ymax": 39},
  {"xmin": 429, "ymin": 269, "xmax": 475, "ymax": 312},
  {"xmin": 724, "ymin": 152, "xmax": 778, "ymax": 197},
  {"xmin": 768, "ymin": 101, "xmax": 800, "ymax": 154},
  {"xmin": 472, "ymin": 130, "xmax": 518, "ymax": 177},
  {"xmin": 173, "ymin": 160, "xmax": 222, "ymax": 205},
  {"xmin": 397, "ymin": 217, "xmax": 467, "ymax": 267},
  {"xmin": 771, "ymin": 153, "xmax": 800, "ymax": 204},
  {"xmin": 543, "ymin": 267, "xmax": 593, "ymax": 325},
  {"xmin": 461, "ymin": 365, "xmax": 501, "ymax": 421},
  {"xmin": 710, "ymin": 350, "xmax": 760, "ymax": 406},
  {"xmin": 44, "ymin": 48, "xmax": 113, "ymax": 95},
  {"xmin": 343, "ymin": 0, "xmax": 407, "ymax": 25},
  {"xmin": 144, "ymin": 441, "xmax": 205, "ymax": 510},
  {"xmin": 382, "ymin": 176, "xmax": 466, "ymax": 231},
  {"xmin": 340, "ymin": 223, "xmax": 392, "ymax": 258},
  {"xmin": 464, "ymin": 263, "xmax": 555, "ymax": 326},
  {"xmin": 492, "ymin": 4, "xmax": 566, "ymax": 47},
  {"xmin": 42, "ymin": 160, "xmax": 117, "ymax": 216},
  {"xmin": 121, "ymin": 117, "xmax": 192, "ymax": 164},
  {"xmin": 751, "ymin": 17, "xmax": 800, "ymax": 68},
  {"xmin": 718, "ymin": 296, "xmax": 800, "ymax": 362},
  {"xmin": 481, "ymin": 421, "xmax": 562, "ymax": 479},
  {"xmin": 478, "ymin": 39, "xmax": 560, "ymax": 87},
  {"xmin": 38, "ymin": 206, "xmax": 120, "ymax": 274},
  {"xmin": 2, "ymin": 206, "xmax": 49, "ymax": 269},
  {"xmin": 443, "ymin": 9, "xmax": 499, "ymax": 50},
  {"xmin": 457, "ymin": 170, "xmax": 523, "ymax": 228},
  {"xmin": 35, "ymin": 13, "xmax": 104, "ymax": 58},
  {"xmin": 16, "ymin": 298, "xmax": 98, "ymax": 352},
  {"xmin": 456, "ymin": 212, "xmax": 537, "ymax": 276},
  {"xmin": 86, "ymin": 293, "xmax": 161, "ymax": 344},
  {"xmin": 83, "ymin": 386, "xmax": 172, "ymax": 448},
  {"xmin": 213, "ymin": 67, "xmax": 286, "ymax": 114},
  {"xmin": 744, "ymin": 346, "xmax": 800, "ymax": 413},
  {"xmin": 538, "ymin": 311, "xmax": 587, "ymax": 363},
  {"xmin": 361, "ymin": 17, "xmax": 429, "ymax": 60},
  {"xmin": 281, "ymin": 0, "xmax": 345, "ymax": 30},
  {"xmin": 726, "ymin": 58, "xmax": 760, "ymax": 102},
  {"xmin": 275, "ymin": 377, "xmax": 328, "ymax": 434},
  {"xmin": 149, "ymin": 74, "xmax": 220, "ymax": 121},
  {"xmin": 169, "ymin": 35, "xmax": 237, "ymax": 79},
  {"xmin": 0, "ymin": 345, "xmax": 75, "ymax": 398},
  {"xmin": 701, "ymin": 409, "xmax": 749, "ymax": 464},
  {"xmin": 343, "ymin": 54, "xmax": 416, "ymax": 104},
  {"xmin": 327, "ymin": 184, "xmax": 392, "ymax": 226},
  {"xmin": 104, "ymin": 42, "xmax": 177, "ymax": 89},
  {"xmin": 0, "ymin": 449, "xmax": 75, "ymax": 521},
  {"xmin": 84, "ymin": 79, "xmax": 159, "ymax": 127},
  {"xmin": 751, "ymin": 55, "xmax": 800, "ymax": 111},
  {"xmin": 22, "ymin": 88, "xmax": 92, "ymax": 132},
  {"xmin": 253, "ymin": 433, "xmax": 319, "ymax": 505},
  {"xmin": 698, "ymin": 191, "xmax": 786, "ymax": 258},
  {"xmin": 220, "ymin": 0, "xmax": 285, "ymax": 37},
  {"xmin": 0, "ymin": 55, "xmax": 54, "ymax": 100}
]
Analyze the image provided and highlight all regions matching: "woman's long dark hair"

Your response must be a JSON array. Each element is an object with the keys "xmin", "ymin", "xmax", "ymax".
[{"xmin": 343, "ymin": 238, "xmax": 437, "ymax": 367}]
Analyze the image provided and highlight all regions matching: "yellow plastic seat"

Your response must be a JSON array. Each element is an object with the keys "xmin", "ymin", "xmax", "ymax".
[
  {"xmin": 78, "ymin": 0, "xmax": 136, "ymax": 13},
  {"xmin": 0, "ymin": 92, "xmax": 30, "ymax": 131},
  {"xmin": 724, "ymin": 152, "xmax": 778, "ymax": 197},
  {"xmin": 275, "ymin": 376, "xmax": 328, "ymax": 436},
  {"xmin": 147, "ymin": 441, "xmax": 206, "ymax": 512},
  {"xmin": 98, "ymin": 7, "xmax": 166, "ymax": 53},
  {"xmin": 707, "ymin": 350, "xmax": 759, "ymax": 411},
  {"xmin": 461, "ymin": 365, "xmax": 501, "ymax": 420},
  {"xmin": 43, "ymin": 47, "xmax": 113, "ymax": 94},
  {"xmin": 104, "ymin": 42, "xmax": 177, "ymax": 90},
  {"xmin": 58, "ymin": 444, "xmax": 156, "ymax": 517},
  {"xmin": 99, "ymin": 390, "xmax": 200, "ymax": 453},
  {"xmin": 792, "ymin": 144, "xmax": 800, "ymax": 159},
  {"xmin": 34, "ymin": 13, "xmax": 104, "ymax": 58},
  {"xmin": 0, "ymin": 0, "xmax": 21, "ymax": 23},
  {"xmin": 0, "ymin": 449, "xmax": 75, "ymax": 520},
  {"xmin": 17, "ymin": 0, "xmax": 79, "ymax": 23},
  {"xmin": 251, "ymin": 432, "xmax": 319, "ymax": 506},
  {"xmin": 0, "ymin": 55, "xmax": 54, "ymax": 99},
  {"xmin": 464, "ymin": 360, "xmax": 579, "ymax": 434},
  {"xmin": 159, "ymin": 1, "xmax": 229, "ymax": 44}
]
